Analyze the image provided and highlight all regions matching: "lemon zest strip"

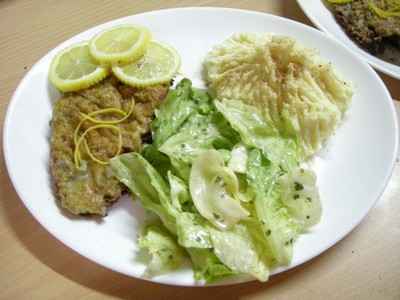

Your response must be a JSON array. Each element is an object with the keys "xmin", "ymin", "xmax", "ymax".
[
  {"xmin": 368, "ymin": 1, "xmax": 400, "ymax": 18},
  {"xmin": 73, "ymin": 106, "xmax": 128, "ymax": 146},
  {"xmin": 74, "ymin": 124, "xmax": 122, "ymax": 168},
  {"xmin": 73, "ymin": 99, "xmax": 134, "ymax": 166},
  {"xmin": 80, "ymin": 100, "xmax": 135, "ymax": 125}
]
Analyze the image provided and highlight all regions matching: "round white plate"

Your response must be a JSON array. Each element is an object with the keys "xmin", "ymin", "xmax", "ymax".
[
  {"xmin": 297, "ymin": 0, "xmax": 400, "ymax": 79},
  {"xmin": 3, "ymin": 7, "xmax": 398, "ymax": 286}
]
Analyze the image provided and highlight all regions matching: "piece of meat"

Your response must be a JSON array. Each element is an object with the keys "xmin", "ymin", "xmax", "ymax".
[
  {"xmin": 332, "ymin": 1, "xmax": 380, "ymax": 51},
  {"xmin": 329, "ymin": 0, "xmax": 400, "ymax": 65},
  {"xmin": 50, "ymin": 77, "xmax": 169, "ymax": 216}
]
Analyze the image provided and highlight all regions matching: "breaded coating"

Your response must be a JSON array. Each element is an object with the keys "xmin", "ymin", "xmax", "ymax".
[{"xmin": 50, "ymin": 77, "xmax": 169, "ymax": 215}]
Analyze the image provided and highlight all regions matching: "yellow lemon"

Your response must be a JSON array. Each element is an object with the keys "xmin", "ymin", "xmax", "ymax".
[
  {"xmin": 49, "ymin": 41, "xmax": 108, "ymax": 92},
  {"xmin": 112, "ymin": 41, "xmax": 180, "ymax": 87},
  {"xmin": 89, "ymin": 24, "xmax": 151, "ymax": 65}
]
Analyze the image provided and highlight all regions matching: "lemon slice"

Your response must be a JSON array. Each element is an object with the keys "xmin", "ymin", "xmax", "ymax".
[
  {"xmin": 49, "ymin": 42, "xmax": 108, "ymax": 92},
  {"xmin": 112, "ymin": 41, "xmax": 180, "ymax": 87},
  {"xmin": 89, "ymin": 24, "xmax": 151, "ymax": 65}
]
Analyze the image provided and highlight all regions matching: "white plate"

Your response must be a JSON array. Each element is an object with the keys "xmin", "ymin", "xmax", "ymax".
[
  {"xmin": 297, "ymin": 0, "xmax": 400, "ymax": 79},
  {"xmin": 3, "ymin": 7, "xmax": 398, "ymax": 286}
]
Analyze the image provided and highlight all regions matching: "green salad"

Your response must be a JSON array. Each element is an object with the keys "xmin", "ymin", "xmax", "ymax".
[{"xmin": 110, "ymin": 79, "xmax": 323, "ymax": 282}]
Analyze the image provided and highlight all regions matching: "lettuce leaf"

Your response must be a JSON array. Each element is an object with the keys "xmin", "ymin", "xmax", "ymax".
[
  {"xmin": 247, "ymin": 149, "xmax": 301, "ymax": 266},
  {"xmin": 208, "ymin": 224, "xmax": 270, "ymax": 281},
  {"xmin": 111, "ymin": 152, "xmax": 234, "ymax": 282},
  {"xmin": 188, "ymin": 248, "xmax": 235, "ymax": 283},
  {"xmin": 228, "ymin": 143, "xmax": 248, "ymax": 173},
  {"xmin": 168, "ymin": 171, "xmax": 189, "ymax": 211},
  {"xmin": 159, "ymin": 112, "xmax": 234, "ymax": 163},
  {"xmin": 168, "ymin": 172, "xmax": 212, "ymax": 248},
  {"xmin": 152, "ymin": 79, "xmax": 195, "ymax": 148},
  {"xmin": 191, "ymin": 87, "xmax": 214, "ymax": 115},
  {"xmin": 142, "ymin": 145, "xmax": 172, "ymax": 180},
  {"xmin": 215, "ymin": 99, "xmax": 300, "ymax": 170},
  {"xmin": 176, "ymin": 212, "xmax": 212, "ymax": 248},
  {"xmin": 159, "ymin": 113, "xmax": 218, "ymax": 164},
  {"xmin": 159, "ymin": 110, "xmax": 236, "ymax": 182},
  {"xmin": 111, "ymin": 78, "xmax": 325, "ymax": 283},
  {"xmin": 110, "ymin": 153, "xmax": 177, "ymax": 234},
  {"xmin": 189, "ymin": 150, "xmax": 249, "ymax": 230},
  {"xmin": 139, "ymin": 224, "xmax": 185, "ymax": 277},
  {"xmin": 279, "ymin": 166, "xmax": 322, "ymax": 229}
]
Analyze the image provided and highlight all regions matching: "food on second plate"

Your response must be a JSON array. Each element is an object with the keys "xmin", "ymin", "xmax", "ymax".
[
  {"xmin": 204, "ymin": 33, "xmax": 353, "ymax": 158},
  {"xmin": 50, "ymin": 76, "xmax": 169, "ymax": 215},
  {"xmin": 326, "ymin": 0, "xmax": 400, "ymax": 66}
]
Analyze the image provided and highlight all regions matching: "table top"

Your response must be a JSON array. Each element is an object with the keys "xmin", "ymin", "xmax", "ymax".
[{"xmin": 0, "ymin": 1, "xmax": 399, "ymax": 299}]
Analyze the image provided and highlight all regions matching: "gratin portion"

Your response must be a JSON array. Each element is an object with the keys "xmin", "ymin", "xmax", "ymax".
[{"xmin": 204, "ymin": 33, "xmax": 353, "ymax": 157}]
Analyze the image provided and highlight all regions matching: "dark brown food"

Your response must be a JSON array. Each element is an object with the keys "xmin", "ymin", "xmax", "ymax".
[
  {"xmin": 328, "ymin": 0, "xmax": 400, "ymax": 65},
  {"xmin": 50, "ymin": 77, "xmax": 169, "ymax": 216}
]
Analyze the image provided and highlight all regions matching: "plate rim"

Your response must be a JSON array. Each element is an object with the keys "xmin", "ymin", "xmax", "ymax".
[
  {"xmin": 296, "ymin": 0, "xmax": 400, "ymax": 80},
  {"xmin": 3, "ymin": 6, "xmax": 399, "ymax": 287}
]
